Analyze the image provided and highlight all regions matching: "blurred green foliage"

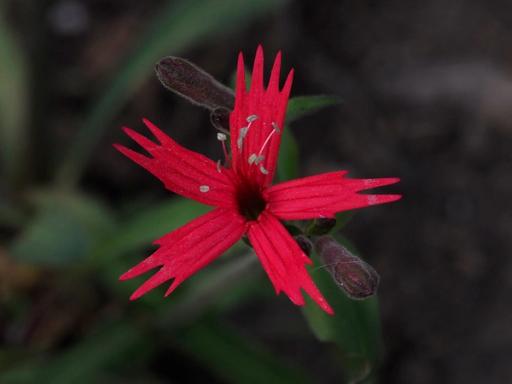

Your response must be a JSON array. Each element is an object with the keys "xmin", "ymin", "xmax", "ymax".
[{"xmin": 11, "ymin": 191, "xmax": 115, "ymax": 266}]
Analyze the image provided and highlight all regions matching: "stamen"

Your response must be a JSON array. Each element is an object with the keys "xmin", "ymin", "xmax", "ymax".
[
  {"xmin": 237, "ymin": 128, "xmax": 246, "ymax": 150},
  {"xmin": 246, "ymin": 114, "xmax": 258, "ymax": 123},
  {"xmin": 248, "ymin": 154, "xmax": 257, "ymax": 164},
  {"xmin": 257, "ymin": 124, "xmax": 280, "ymax": 157},
  {"xmin": 199, "ymin": 185, "xmax": 210, "ymax": 193},
  {"xmin": 259, "ymin": 165, "xmax": 269, "ymax": 175},
  {"xmin": 217, "ymin": 132, "xmax": 229, "ymax": 162},
  {"xmin": 237, "ymin": 115, "xmax": 259, "ymax": 151},
  {"xmin": 271, "ymin": 122, "xmax": 281, "ymax": 133},
  {"xmin": 248, "ymin": 154, "xmax": 265, "ymax": 165},
  {"xmin": 216, "ymin": 160, "xmax": 222, "ymax": 173}
]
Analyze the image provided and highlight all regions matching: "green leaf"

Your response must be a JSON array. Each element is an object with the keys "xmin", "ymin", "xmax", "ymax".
[
  {"xmin": 0, "ymin": 9, "xmax": 28, "ymax": 186},
  {"xmin": 286, "ymin": 95, "xmax": 341, "ymax": 123},
  {"xmin": 277, "ymin": 126, "xmax": 299, "ymax": 181},
  {"xmin": 92, "ymin": 198, "xmax": 209, "ymax": 264},
  {"xmin": 56, "ymin": 0, "xmax": 286, "ymax": 187},
  {"xmin": 177, "ymin": 318, "xmax": 313, "ymax": 384},
  {"xmin": 302, "ymin": 248, "xmax": 382, "ymax": 383},
  {"xmin": 9, "ymin": 191, "xmax": 115, "ymax": 266}
]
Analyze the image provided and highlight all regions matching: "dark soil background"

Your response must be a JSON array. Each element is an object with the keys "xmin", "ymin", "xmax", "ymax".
[{"xmin": 2, "ymin": 0, "xmax": 512, "ymax": 383}]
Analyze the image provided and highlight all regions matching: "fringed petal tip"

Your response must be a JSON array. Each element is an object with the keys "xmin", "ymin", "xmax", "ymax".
[
  {"xmin": 121, "ymin": 208, "xmax": 246, "ymax": 302},
  {"xmin": 112, "ymin": 143, "xmax": 123, "ymax": 153},
  {"xmin": 129, "ymin": 291, "xmax": 143, "ymax": 301},
  {"xmin": 361, "ymin": 177, "xmax": 400, "ymax": 190},
  {"xmin": 128, "ymin": 277, "xmax": 180, "ymax": 301},
  {"xmin": 250, "ymin": 45, "xmax": 264, "ymax": 92},
  {"xmin": 164, "ymin": 279, "xmax": 182, "ymax": 297},
  {"xmin": 126, "ymin": 274, "xmax": 181, "ymax": 301},
  {"xmin": 279, "ymin": 284, "xmax": 334, "ymax": 315},
  {"xmin": 281, "ymin": 68, "xmax": 294, "ymax": 96},
  {"xmin": 362, "ymin": 193, "xmax": 402, "ymax": 207},
  {"xmin": 313, "ymin": 297, "xmax": 335, "ymax": 315}
]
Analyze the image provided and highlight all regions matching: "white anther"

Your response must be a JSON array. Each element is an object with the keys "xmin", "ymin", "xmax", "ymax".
[
  {"xmin": 237, "ymin": 126, "xmax": 249, "ymax": 150},
  {"xmin": 199, "ymin": 185, "xmax": 210, "ymax": 193},
  {"xmin": 248, "ymin": 154, "xmax": 258, "ymax": 164},
  {"xmin": 259, "ymin": 165, "xmax": 269, "ymax": 175},
  {"xmin": 248, "ymin": 154, "xmax": 265, "ymax": 165},
  {"xmin": 217, "ymin": 132, "xmax": 227, "ymax": 141},
  {"xmin": 271, "ymin": 122, "xmax": 281, "ymax": 133},
  {"xmin": 246, "ymin": 114, "xmax": 258, "ymax": 123},
  {"xmin": 237, "ymin": 115, "xmax": 259, "ymax": 151}
]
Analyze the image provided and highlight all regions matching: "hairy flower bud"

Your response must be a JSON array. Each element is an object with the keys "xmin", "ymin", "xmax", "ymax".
[
  {"xmin": 155, "ymin": 56, "xmax": 234, "ymax": 111},
  {"xmin": 314, "ymin": 235, "xmax": 379, "ymax": 299}
]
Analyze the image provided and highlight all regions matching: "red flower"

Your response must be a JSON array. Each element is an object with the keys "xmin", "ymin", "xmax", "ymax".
[{"xmin": 114, "ymin": 46, "xmax": 400, "ymax": 314}]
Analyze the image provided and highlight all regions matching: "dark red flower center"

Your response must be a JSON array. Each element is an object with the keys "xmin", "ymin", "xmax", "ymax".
[{"xmin": 235, "ymin": 180, "xmax": 267, "ymax": 221}]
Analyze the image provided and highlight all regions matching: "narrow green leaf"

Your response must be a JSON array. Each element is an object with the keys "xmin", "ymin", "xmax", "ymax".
[
  {"xmin": 177, "ymin": 319, "xmax": 313, "ymax": 384},
  {"xmin": 9, "ymin": 191, "xmax": 115, "ymax": 266},
  {"xmin": 0, "ymin": 9, "xmax": 28, "ymax": 186},
  {"xmin": 277, "ymin": 126, "xmax": 299, "ymax": 181},
  {"xmin": 302, "ymin": 248, "xmax": 382, "ymax": 383},
  {"xmin": 56, "ymin": 0, "xmax": 286, "ymax": 187},
  {"xmin": 286, "ymin": 95, "xmax": 341, "ymax": 123}
]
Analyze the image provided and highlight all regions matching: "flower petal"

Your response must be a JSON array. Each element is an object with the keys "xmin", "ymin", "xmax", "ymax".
[
  {"xmin": 114, "ymin": 118, "xmax": 236, "ymax": 208},
  {"xmin": 120, "ymin": 208, "xmax": 246, "ymax": 300},
  {"xmin": 265, "ymin": 171, "xmax": 401, "ymax": 220},
  {"xmin": 247, "ymin": 212, "xmax": 334, "ymax": 314},
  {"xmin": 230, "ymin": 46, "xmax": 294, "ymax": 187}
]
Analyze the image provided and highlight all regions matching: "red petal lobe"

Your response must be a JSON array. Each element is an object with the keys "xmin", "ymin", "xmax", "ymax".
[
  {"xmin": 115, "ymin": 119, "xmax": 236, "ymax": 208},
  {"xmin": 229, "ymin": 48, "xmax": 294, "ymax": 187},
  {"xmin": 121, "ymin": 208, "xmax": 246, "ymax": 300},
  {"xmin": 247, "ymin": 212, "xmax": 334, "ymax": 314},
  {"xmin": 266, "ymin": 171, "xmax": 401, "ymax": 220}
]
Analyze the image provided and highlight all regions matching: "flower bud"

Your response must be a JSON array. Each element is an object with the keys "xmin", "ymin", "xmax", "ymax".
[
  {"xmin": 314, "ymin": 235, "xmax": 379, "ymax": 300},
  {"xmin": 210, "ymin": 107, "xmax": 231, "ymax": 132},
  {"xmin": 155, "ymin": 56, "xmax": 234, "ymax": 111},
  {"xmin": 294, "ymin": 234, "xmax": 313, "ymax": 256},
  {"xmin": 307, "ymin": 217, "xmax": 337, "ymax": 236}
]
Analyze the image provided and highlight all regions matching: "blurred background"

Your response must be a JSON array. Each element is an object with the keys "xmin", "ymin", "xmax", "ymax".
[{"xmin": 1, "ymin": 0, "xmax": 511, "ymax": 383}]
